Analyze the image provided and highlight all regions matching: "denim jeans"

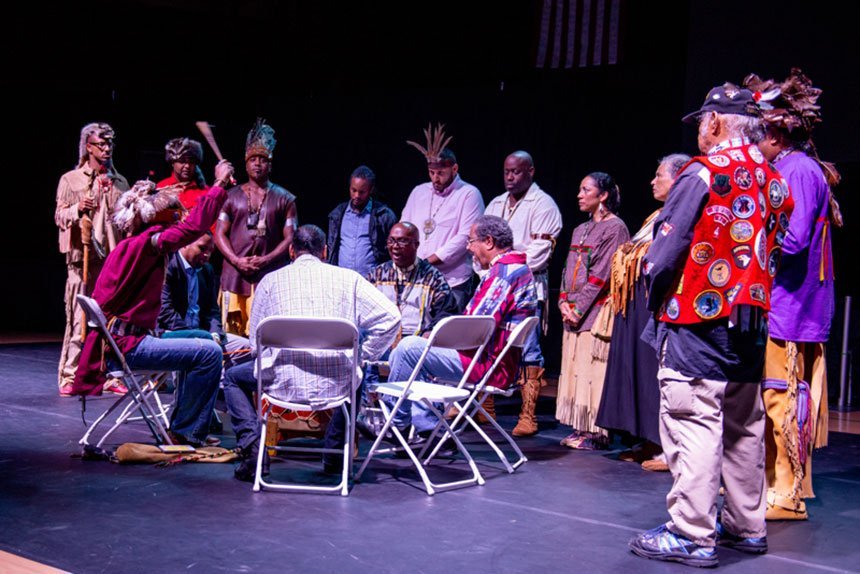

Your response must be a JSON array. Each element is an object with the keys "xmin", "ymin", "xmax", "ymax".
[
  {"xmin": 385, "ymin": 335, "xmax": 465, "ymax": 432},
  {"xmin": 223, "ymin": 360, "xmax": 350, "ymax": 455},
  {"xmin": 521, "ymin": 302, "xmax": 545, "ymax": 366},
  {"xmin": 124, "ymin": 335, "xmax": 222, "ymax": 442}
]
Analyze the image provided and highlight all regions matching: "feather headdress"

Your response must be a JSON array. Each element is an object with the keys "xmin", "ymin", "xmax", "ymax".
[
  {"xmin": 113, "ymin": 180, "xmax": 185, "ymax": 234},
  {"xmin": 245, "ymin": 118, "xmax": 277, "ymax": 161},
  {"xmin": 744, "ymin": 68, "xmax": 822, "ymax": 136},
  {"xmin": 406, "ymin": 123, "xmax": 454, "ymax": 166}
]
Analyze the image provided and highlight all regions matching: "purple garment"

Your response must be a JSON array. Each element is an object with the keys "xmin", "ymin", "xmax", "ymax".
[{"xmin": 768, "ymin": 152, "xmax": 834, "ymax": 343}]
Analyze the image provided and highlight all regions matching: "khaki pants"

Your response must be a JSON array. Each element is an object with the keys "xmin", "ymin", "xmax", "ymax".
[
  {"xmin": 659, "ymin": 367, "xmax": 766, "ymax": 547},
  {"xmin": 58, "ymin": 260, "xmax": 101, "ymax": 389},
  {"xmin": 221, "ymin": 288, "xmax": 255, "ymax": 337}
]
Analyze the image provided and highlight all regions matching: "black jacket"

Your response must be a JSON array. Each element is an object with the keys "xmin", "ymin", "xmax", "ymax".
[
  {"xmin": 327, "ymin": 199, "xmax": 397, "ymax": 267},
  {"xmin": 158, "ymin": 252, "xmax": 223, "ymax": 335}
]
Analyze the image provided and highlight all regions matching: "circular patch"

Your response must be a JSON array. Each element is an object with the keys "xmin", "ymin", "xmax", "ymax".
[
  {"xmin": 694, "ymin": 290, "xmax": 723, "ymax": 320},
  {"xmin": 732, "ymin": 245, "xmax": 752, "ymax": 269},
  {"xmin": 708, "ymin": 154, "xmax": 730, "ymax": 168},
  {"xmin": 732, "ymin": 194, "xmax": 756, "ymax": 219},
  {"xmin": 758, "ymin": 191, "xmax": 767, "ymax": 220},
  {"xmin": 665, "ymin": 297, "xmax": 680, "ymax": 320},
  {"xmin": 708, "ymin": 259, "xmax": 731, "ymax": 287},
  {"xmin": 691, "ymin": 242, "xmax": 715, "ymax": 265},
  {"xmin": 730, "ymin": 220, "xmax": 754, "ymax": 243},
  {"xmin": 754, "ymin": 167, "xmax": 767, "ymax": 188},
  {"xmin": 734, "ymin": 166, "xmax": 753, "ymax": 190},
  {"xmin": 754, "ymin": 229, "xmax": 767, "ymax": 270},
  {"xmin": 768, "ymin": 180, "xmax": 785, "ymax": 208},
  {"xmin": 749, "ymin": 283, "xmax": 767, "ymax": 304},
  {"xmin": 748, "ymin": 145, "xmax": 764, "ymax": 164},
  {"xmin": 768, "ymin": 247, "xmax": 782, "ymax": 277},
  {"xmin": 779, "ymin": 212, "xmax": 790, "ymax": 231}
]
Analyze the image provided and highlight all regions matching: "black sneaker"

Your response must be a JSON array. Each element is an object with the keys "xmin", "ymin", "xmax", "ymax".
[
  {"xmin": 716, "ymin": 521, "xmax": 768, "ymax": 554},
  {"xmin": 629, "ymin": 524, "xmax": 718, "ymax": 568}
]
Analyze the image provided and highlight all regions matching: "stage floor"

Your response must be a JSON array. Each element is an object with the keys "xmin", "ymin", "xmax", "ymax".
[{"xmin": 1, "ymin": 343, "xmax": 858, "ymax": 573}]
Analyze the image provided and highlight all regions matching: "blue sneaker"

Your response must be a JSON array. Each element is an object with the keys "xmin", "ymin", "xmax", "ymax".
[
  {"xmin": 716, "ymin": 521, "xmax": 768, "ymax": 554},
  {"xmin": 629, "ymin": 524, "xmax": 718, "ymax": 568}
]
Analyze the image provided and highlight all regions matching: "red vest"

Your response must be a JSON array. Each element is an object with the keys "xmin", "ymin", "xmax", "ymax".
[{"xmin": 660, "ymin": 143, "xmax": 794, "ymax": 324}]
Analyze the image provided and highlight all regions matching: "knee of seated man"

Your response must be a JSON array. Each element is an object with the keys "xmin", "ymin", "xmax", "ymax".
[{"xmin": 391, "ymin": 336, "xmax": 427, "ymax": 365}]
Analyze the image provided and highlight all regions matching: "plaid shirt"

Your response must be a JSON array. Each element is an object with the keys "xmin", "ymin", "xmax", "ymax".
[{"xmin": 250, "ymin": 254, "xmax": 400, "ymax": 407}]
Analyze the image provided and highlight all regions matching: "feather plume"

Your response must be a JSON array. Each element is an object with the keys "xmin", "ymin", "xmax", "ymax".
[
  {"xmin": 406, "ymin": 122, "xmax": 453, "ymax": 164},
  {"xmin": 113, "ymin": 181, "xmax": 184, "ymax": 234},
  {"xmin": 245, "ymin": 118, "xmax": 277, "ymax": 160}
]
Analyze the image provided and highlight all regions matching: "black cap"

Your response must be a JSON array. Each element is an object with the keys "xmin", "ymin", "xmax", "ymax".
[{"xmin": 682, "ymin": 83, "xmax": 762, "ymax": 124}]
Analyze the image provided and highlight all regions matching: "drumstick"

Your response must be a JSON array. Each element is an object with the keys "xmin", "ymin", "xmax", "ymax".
[
  {"xmin": 195, "ymin": 121, "xmax": 225, "ymax": 160},
  {"xmin": 196, "ymin": 121, "xmax": 235, "ymax": 185}
]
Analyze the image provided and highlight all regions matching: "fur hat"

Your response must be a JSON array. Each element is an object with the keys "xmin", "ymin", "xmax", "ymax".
[
  {"xmin": 77, "ymin": 122, "xmax": 115, "ymax": 168},
  {"xmin": 165, "ymin": 137, "xmax": 204, "ymax": 164},
  {"xmin": 743, "ymin": 68, "xmax": 822, "ymax": 137},
  {"xmin": 245, "ymin": 118, "xmax": 277, "ymax": 161},
  {"xmin": 113, "ymin": 180, "xmax": 185, "ymax": 234}
]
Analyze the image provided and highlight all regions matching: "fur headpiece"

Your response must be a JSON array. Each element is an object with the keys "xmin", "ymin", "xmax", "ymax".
[
  {"xmin": 165, "ymin": 137, "xmax": 204, "ymax": 164},
  {"xmin": 245, "ymin": 118, "xmax": 277, "ymax": 161},
  {"xmin": 406, "ymin": 123, "xmax": 455, "ymax": 167},
  {"xmin": 113, "ymin": 180, "xmax": 185, "ymax": 234},
  {"xmin": 744, "ymin": 68, "xmax": 822, "ymax": 136},
  {"xmin": 78, "ymin": 122, "xmax": 115, "ymax": 168}
]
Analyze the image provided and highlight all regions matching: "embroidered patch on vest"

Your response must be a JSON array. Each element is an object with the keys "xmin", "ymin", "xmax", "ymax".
[
  {"xmin": 706, "ymin": 205, "xmax": 734, "ymax": 226},
  {"xmin": 768, "ymin": 247, "xmax": 782, "ymax": 277},
  {"xmin": 708, "ymin": 155, "xmax": 730, "ymax": 168},
  {"xmin": 754, "ymin": 229, "xmax": 767, "ymax": 270},
  {"xmin": 694, "ymin": 290, "xmax": 723, "ymax": 319},
  {"xmin": 768, "ymin": 180, "xmax": 785, "ymax": 208},
  {"xmin": 732, "ymin": 245, "xmax": 752, "ymax": 269},
  {"xmin": 779, "ymin": 212, "xmax": 790, "ymax": 231},
  {"xmin": 765, "ymin": 212, "xmax": 777, "ymax": 234},
  {"xmin": 707, "ymin": 259, "xmax": 731, "ymax": 287},
  {"xmin": 758, "ymin": 191, "xmax": 767, "ymax": 219},
  {"xmin": 749, "ymin": 283, "xmax": 766, "ymax": 304},
  {"xmin": 748, "ymin": 145, "xmax": 764, "ymax": 164},
  {"xmin": 724, "ymin": 284, "xmax": 742, "ymax": 304},
  {"xmin": 728, "ymin": 149, "xmax": 746, "ymax": 162},
  {"xmin": 730, "ymin": 220, "xmax": 754, "ymax": 242},
  {"xmin": 754, "ymin": 167, "xmax": 767, "ymax": 188},
  {"xmin": 732, "ymin": 194, "xmax": 756, "ymax": 219},
  {"xmin": 775, "ymin": 229, "xmax": 785, "ymax": 247},
  {"xmin": 666, "ymin": 297, "xmax": 680, "ymax": 320},
  {"xmin": 691, "ymin": 242, "xmax": 715, "ymax": 264},
  {"xmin": 734, "ymin": 166, "xmax": 753, "ymax": 190},
  {"xmin": 711, "ymin": 173, "xmax": 732, "ymax": 196}
]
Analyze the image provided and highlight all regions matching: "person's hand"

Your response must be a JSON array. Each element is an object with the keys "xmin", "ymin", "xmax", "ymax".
[
  {"xmin": 213, "ymin": 159, "xmax": 235, "ymax": 187},
  {"xmin": 78, "ymin": 196, "xmax": 95, "ymax": 214},
  {"xmin": 234, "ymin": 256, "xmax": 259, "ymax": 274},
  {"xmin": 560, "ymin": 304, "xmax": 579, "ymax": 327}
]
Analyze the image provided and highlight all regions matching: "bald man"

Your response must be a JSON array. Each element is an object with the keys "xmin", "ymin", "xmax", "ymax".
[{"xmin": 481, "ymin": 151, "xmax": 562, "ymax": 435}]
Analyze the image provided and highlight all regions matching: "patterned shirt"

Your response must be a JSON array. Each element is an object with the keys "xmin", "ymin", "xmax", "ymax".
[
  {"xmin": 366, "ymin": 258, "xmax": 457, "ymax": 339},
  {"xmin": 250, "ymin": 254, "xmax": 400, "ymax": 407},
  {"xmin": 462, "ymin": 251, "xmax": 537, "ymax": 388}
]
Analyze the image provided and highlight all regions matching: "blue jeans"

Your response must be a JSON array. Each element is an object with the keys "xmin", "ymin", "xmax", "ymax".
[
  {"xmin": 124, "ymin": 335, "xmax": 222, "ymax": 442},
  {"xmin": 521, "ymin": 302, "xmax": 545, "ymax": 366},
  {"xmin": 223, "ymin": 361, "xmax": 350, "ymax": 455},
  {"xmin": 385, "ymin": 336, "xmax": 465, "ymax": 432}
]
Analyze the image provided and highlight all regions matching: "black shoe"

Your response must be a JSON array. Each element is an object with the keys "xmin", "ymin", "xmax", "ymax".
[
  {"xmin": 716, "ymin": 521, "xmax": 768, "ymax": 554},
  {"xmin": 322, "ymin": 456, "xmax": 344, "ymax": 475},
  {"xmin": 355, "ymin": 417, "xmax": 379, "ymax": 441},
  {"xmin": 233, "ymin": 457, "xmax": 256, "ymax": 482}
]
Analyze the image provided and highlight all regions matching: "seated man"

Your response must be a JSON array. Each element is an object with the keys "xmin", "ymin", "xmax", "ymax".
[
  {"xmin": 158, "ymin": 232, "xmax": 250, "ymax": 366},
  {"xmin": 72, "ymin": 160, "xmax": 236, "ymax": 447},
  {"xmin": 384, "ymin": 215, "xmax": 537, "ymax": 435},
  {"xmin": 223, "ymin": 224, "xmax": 400, "ymax": 481}
]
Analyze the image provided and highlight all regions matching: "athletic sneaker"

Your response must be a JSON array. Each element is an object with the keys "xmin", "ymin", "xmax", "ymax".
[
  {"xmin": 716, "ymin": 521, "xmax": 768, "ymax": 554},
  {"xmin": 629, "ymin": 524, "xmax": 718, "ymax": 568}
]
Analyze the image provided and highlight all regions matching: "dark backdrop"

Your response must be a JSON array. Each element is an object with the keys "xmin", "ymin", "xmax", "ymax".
[{"xmin": 3, "ymin": 1, "xmax": 858, "ymax": 387}]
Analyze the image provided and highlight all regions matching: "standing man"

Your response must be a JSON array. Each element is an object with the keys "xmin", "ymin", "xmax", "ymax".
[
  {"xmin": 483, "ymin": 151, "xmax": 562, "ymax": 435},
  {"xmin": 745, "ymin": 69, "xmax": 840, "ymax": 521},
  {"xmin": 401, "ymin": 123, "xmax": 484, "ymax": 311},
  {"xmin": 55, "ymin": 122, "xmax": 129, "ymax": 396},
  {"xmin": 629, "ymin": 83, "xmax": 793, "ymax": 567},
  {"xmin": 214, "ymin": 118, "xmax": 297, "ymax": 337},
  {"xmin": 223, "ymin": 225, "xmax": 400, "ymax": 480},
  {"xmin": 327, "ymin": 165, "xmax": 397, "ymax": 276},
  {"xmin": 157, "ymin": 137, "xmax": 208, "ymax": 210}
]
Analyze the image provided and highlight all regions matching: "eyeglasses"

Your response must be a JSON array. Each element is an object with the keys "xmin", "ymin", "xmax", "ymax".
[
  {"xmin": 87, "ymin": 139, "xmax": 113, "ymax": 150},
  {"xmin": 386, "ymin": 238, "xmax": 415, "ymax": 247},
  {"xmin": 466, "ymin": 237, "xmax": 480, "ymax": 245}
]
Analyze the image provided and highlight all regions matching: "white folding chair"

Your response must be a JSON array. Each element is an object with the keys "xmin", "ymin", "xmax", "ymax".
[
  {"xmin": 253, "ymin": 316, "xmax": 359, "ymax": 496},
  {"xmin": 355, "ymin": 315, "xmax": 496, "ymax": 495},
  {"xmin": 76, "ymin": 295, "xmax": 174, "ymax": 449},
  {"xmin": 423, "ymin": 316, "xmax": 540, "ymax": 473}
]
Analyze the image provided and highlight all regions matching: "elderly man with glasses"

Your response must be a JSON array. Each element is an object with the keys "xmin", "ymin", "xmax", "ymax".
[{"xmin": 55, "ymin": 122, "xmax": 129, "ymax": 396}]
